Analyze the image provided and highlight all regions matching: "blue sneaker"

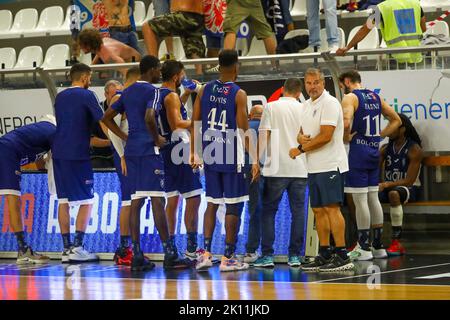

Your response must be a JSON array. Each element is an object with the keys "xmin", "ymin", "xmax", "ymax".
[
  {"xmin": 287, "ymin": 255, "xmax": 302, "ymax": 267},
  {"xmin": 253, "ymin": 255, "xmax": 274, "ymax": 268}
]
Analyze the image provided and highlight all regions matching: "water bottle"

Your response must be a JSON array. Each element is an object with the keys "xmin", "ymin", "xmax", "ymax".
[{"xmin": 182, "ymin": 78, "xmax": 200, "ymax": 92}]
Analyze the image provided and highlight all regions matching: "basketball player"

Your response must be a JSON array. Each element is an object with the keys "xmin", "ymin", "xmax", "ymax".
[
  {"xmin": 104, "ymin": 66, "xmax": 140, "ymax": 266},
  {"xmin": 53, "ymin": 63, "xmax": 103, "ymax": 263},
  {"xmin": 339, "ymin": 70, "xmax": 401, "ymax": 261},
  {"xmin": 102, "ymin": 55, "xmax": 190, "ymax": 271},
  {"xmin": 0, "ymin": 116, "xmax": 56, "ymax": 264},
  {"xmin": 191, "ymin": 50, "xmax": 259, "ymax": 272},
  {"xmin": 156, "ymin": 60, "xmax": 203, "ymax": 261},
  {"xmin": 379, "ymin": 113, "xmax": 423, "ymax": 256}
]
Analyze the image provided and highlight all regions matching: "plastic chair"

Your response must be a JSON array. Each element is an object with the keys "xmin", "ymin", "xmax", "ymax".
[
  {"xmin": 41, "ymin": 44, "xmax": 70, "ymax": 68},
  {"xmin": 14, "ymin": 46, "xmax": 43, "ymax": 69},
  {"xmin": 0, "ymin": 47, "xmax": 16, "ymax": 69}
]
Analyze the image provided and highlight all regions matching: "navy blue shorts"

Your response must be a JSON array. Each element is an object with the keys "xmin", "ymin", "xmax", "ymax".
[
  {"xmin": 206, "ymin": 34, "xmax": 224, "ymax": 49},
  {"xmin": 162, "ymin": 149, "xmax": 202, "ymax": 198},
  {"xmin": 204, "ymin": 167, "xmax": 248, "ymax": 204},
  {"xmin": 126, "ymin": 154, "xmax": 165, "ymax": 200},
  {"xmin": 344, "ymin": 167, "xmax": 380, "ymax": 193},
  {"xmin": 379, "ymin": 186, "xmax": 418, "ymax": 204},
  {"xmin": 0, "ymin": 144, "xmax": 21, "ymax": 196},
  {"xmin": 113, "ymin": 151, "xmax": 132, "ymax": 206},
  {"xmin": 308, "ymin": 170, "xmax": 344, "ymax": 208},
  {"xmin": 53, "ymin": 159, "xmax": 94, "ymax": 205}
]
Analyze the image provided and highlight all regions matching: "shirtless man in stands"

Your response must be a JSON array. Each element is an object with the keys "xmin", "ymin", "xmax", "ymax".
[{"xmin": 78, "ymin": 28, "xmax": 141, "ymax": 64}]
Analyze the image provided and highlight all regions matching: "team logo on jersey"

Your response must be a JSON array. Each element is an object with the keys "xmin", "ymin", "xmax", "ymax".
[
  {"xmin": 15, "ymin": 170, "xmax": 21, "ymax": 176},
  {"xmin": 85, "ymin": 179, "xmax": 94, "ymax": 185},
  {"xmin": 154, "ymin": 169, "xmax": 164, "ymax": 175}
]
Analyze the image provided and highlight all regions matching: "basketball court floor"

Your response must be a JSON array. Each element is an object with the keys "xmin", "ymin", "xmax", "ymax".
[{"xmin": 1, "ymin": 255, "xmax": 449, "ymax": 300}]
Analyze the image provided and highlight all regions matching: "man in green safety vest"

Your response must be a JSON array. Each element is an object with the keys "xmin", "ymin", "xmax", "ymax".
[{"xmin": 336, "ymin": 0, "xmax": 426, "ymax": 64}]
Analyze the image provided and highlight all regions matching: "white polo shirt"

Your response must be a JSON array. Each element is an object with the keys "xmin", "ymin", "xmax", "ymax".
[
  {"xmin": 301, "ymin": 90, "xmax": 349, "ymax": 174},
  {"xmin": 259, "ymin": 97, "xmax": 308, "ymax": 178}
]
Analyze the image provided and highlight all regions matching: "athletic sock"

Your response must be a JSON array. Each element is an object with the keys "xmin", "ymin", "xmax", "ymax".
[
  {"xmin": 14, "ymin": 231, "xmax": 28, "ymax": 253},
  {"xmin": 187, "ymin": 232, "xmax": 197, "ymax": 253},
  {"xmin": 357, "ymin": 229, "xmax": 371, "ymax": 250},
  {"xmin": 132, "ymin": 241, "xmax": 141, "ymax": 256},
  {"xmin": 162, "ymin": 240, "xmax": 176, "ymax": 256},
  {"xmin": 335, "ymin": 247, "xmax": 348, "ymax": 260},
  {"xmin": 61, "ymin": 233, "xmax": 71, "ymax": 250},
  {"xmin": 204, "ymin": 238, "xmax": 212, "ymax": 253},
  {"xmin": 224, "ymin": 243, "xmax": 236, "ymax": 259},
  {"xmin": 319, "ymin": 246, "xmax": 332, "ymax": 260},
  {"xmin": 120, "ymin": 235, "xmax": 131, "ymax": 249},
  {"xmin": 372, "ymin": 227, "xmax": 383, "ymax": 249},
  {"xmin": 169, "ymin": 235, "xmax": 176, "ymax": 248},
  {"xmin": 73, "ymin": 231, "xmax": 85, "ymax": 248},
  {"xmin": 392, "ymin": 226, "xmax": 403, "ymax": 239}
]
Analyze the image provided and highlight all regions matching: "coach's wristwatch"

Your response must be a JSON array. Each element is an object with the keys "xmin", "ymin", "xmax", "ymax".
[{"xmin": 297, "ymin": 144, "xmax": 305, "ymax": 153}]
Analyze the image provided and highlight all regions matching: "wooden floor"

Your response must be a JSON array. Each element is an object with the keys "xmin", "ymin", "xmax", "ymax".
[{"xmin": 1, "ymin": 255, "xmax": 450, "ymax": 300}]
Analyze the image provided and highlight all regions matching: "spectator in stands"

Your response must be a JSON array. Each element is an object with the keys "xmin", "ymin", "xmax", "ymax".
[
  {"xmin": 379, "ymin": 113, "xmax": 423, "ymax": 256},
  {"xmin": 203, "ymin": 0, "xmax": 227, "ymax": 58},
  {"xmin": 262, "ymin": 0, "xmax": 294, "ymax": 44},
  {"xmin": 336, "ymin": 0, "xmax": 426, "ymax": 64},
  {"xmin": 152, "ymin": 0, "xmax": 175, "ymax": 59},
  {"xmin": 142, "ymin": 0, "xmax": 205, "ymax": 74},
  {"xmin": 90, "ymin": 80, "xmax": 123, "ymax": 168},
  {"xmin": 254, "ymin": 78, "xmax": 308, "ymax": 268},
  {"xmin": 222, "ymin": 0, "xmax": 277, "ymax": 55},
  {"xmin": 103, "ymin": 0, "xmax": 141, "ymax": 54},
  {"xmin": 78, "ymin": 28, "xmax": 141, "ymax": 64},
  {"xmin": 243, "ymin": 105, "xmax": 264, "ymax": 265},
  {"xmin": 306, "ymin": 0, "xmax": 340, "ymax": 52}
]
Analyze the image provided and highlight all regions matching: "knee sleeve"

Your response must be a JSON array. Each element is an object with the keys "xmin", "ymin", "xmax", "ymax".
[
  {"xmin": 368, "ymin": 191, "xmax": 384, "ymax": 226},
  {"xmin": 352, "ymin": 193, "xmax": 371, "ymax": 230},
  {"xmin": 225, "ymin": 203, "xmax": 244, "ymax": 217},
  {"xmin": 390, "ymin": 205, "xmax": 403, "ymax": 227}
]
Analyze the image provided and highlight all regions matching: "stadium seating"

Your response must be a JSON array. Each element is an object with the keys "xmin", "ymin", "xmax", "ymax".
[
  {"xmin": 134, "ymin": 1, "xmax": 146, "ymax": 27},
  {"xmin": 158, "ymin": 36, "xmax": 186, "ymax": 60},
  {"xmin": 25, "ymin": 6, "xmax": 64, "ymax": 37},
  {"xmin": 14, "ymin": 46, "xmax": 43, "ymax": 69},
  {"xmin": 50, "ymin": 6, "xmax": 71, "ymax": 36},
  {"xmin": 9, "ymin": 8, "xmax": 39, "ymax": 38},
  {"xmin": 145, "ymin": 2, "xmax": 155, "ymax": 21},
  {"xmin": 0, "ymin": 47, "xmax": 16, "ymax": 69},
  {"xmin": 320, "ymin": 27, "xmax": 346, "ymax": 51},
  {"xmin": 41, "ymin": 44, "xmax": 70, "ymax": 69},
  {"xmin": 0, "ymin": 10, "xmax": 13, "ymax": 38}
]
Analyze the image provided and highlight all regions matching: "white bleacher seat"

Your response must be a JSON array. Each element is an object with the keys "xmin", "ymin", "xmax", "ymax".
[
  {"xmin": 0, "ymin": 47, "xmax": 16, "ymax": 69},
  {"xmin": 284, "ymin": 28, "xmax": 309, "ymax": 40},
  {"xmin": 25, "ymin": 6, "xmax": 64, "ymax": 37},
  {"xmin": 158, "ymin": 36, "xmax": 186, "ymax": 60},
  {"xmin": 320, "ymin": 27, "xmax": 346, "ymax": 50},
  {"xmin": 9, "ymin": 8, "xmax": 39, "ymax": 38},
  {"xmin": 426, "ymin": 20, "xmax": 450, "ymax": 38},
  {"xmin": 145, "ymin": 2, "xmax": 154, "ymax": 21},
  {"xmin": 50, "ymin": 6, "xmax": 71, "ymax": 36},
  {"xmin": 246, "ymin": 37, "xmax": 266, "ymax": 57},
  {"xmin": 79, "ymin": 51, "xmax": 93, "ymax": 65},
  {"xmin": 342, "ymin": 25, "xmax": 379, "ymax": 61},
  {"xmin": 291, "ymin": 0, "xmax": 307, "ymax": 19},
  {"xmin": 236, "ymin": 37, "xmax": 249, "ymax": 56},
  {"xmin": 41, "ymin": 44, "xmax": 70, "ymax": 69},
  {"xmin": 134, "ymin": 1, "xmax": 146, "ymax": 27},
  {"xmin": 14, "ymin": 46, "xmax": 43, "ymax": 69},
  {"xmin": 0, "ymin": 10, "xmax": 13, "ymax": 38},
  {"xmin": 420, "ymin": 0, "xmax": 438, "ymax": 12}
]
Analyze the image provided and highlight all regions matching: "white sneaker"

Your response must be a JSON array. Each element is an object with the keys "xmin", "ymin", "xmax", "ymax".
[
  {"xmin": 61, "ymin": 248, "xmax": 71, "ymax": 263},
  {"xmin": 348, "ymin": 244, "xmax": 373, "ymax": 261},
  {"xmin": 243, "ymin": 252, "xmax": 259, "ymax": 264},
  {"xmin": 69, "ymin": 246, "xmax": 99, "ymax": 262},
  {"xmin": 219, "ymin": 256, "xmax": 249, "ymax": 272},
  {"xmin": 372, "ymin": 247, "xmax": 388, "ymax": 259},
  {"xmin": 195, "ymin": 251, "xmax": 213, "ymax": 271},
  {"xmin": 17, "ymin": 247, "xmax": 49, "ymax": 264},
  {"xmin": 328, "ymin": 44, "xmax": 340, "ymax": 53}
]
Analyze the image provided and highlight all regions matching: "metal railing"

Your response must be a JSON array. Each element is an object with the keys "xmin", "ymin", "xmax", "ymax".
[{"xmin": 1, "ymin": 44, "xmax": 450, "ymax": 106}]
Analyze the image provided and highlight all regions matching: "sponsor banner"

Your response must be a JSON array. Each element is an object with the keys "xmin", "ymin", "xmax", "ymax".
[
  {"xmin": 0, "ymin": 172, "xmax": 309, "ymax": 255},
  {"xmin": 360, "ymin": 70, "xmax": 450, "ymax": 152}
]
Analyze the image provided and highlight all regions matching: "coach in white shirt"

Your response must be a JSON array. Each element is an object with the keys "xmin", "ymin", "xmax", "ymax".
[
  {"xmin": 289, "ymin": 68, "xmax": 353, "ymax": 272},
  {"xmin": 253, "ymin": 78, "xmax": 308, "ymax": 268}
]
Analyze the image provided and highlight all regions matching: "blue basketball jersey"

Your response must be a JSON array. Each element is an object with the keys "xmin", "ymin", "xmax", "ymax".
[
  {"xmin": 53, "ymin": 87, "xmax": 104, "ymax": 160},
  {"xmin": 200, "ymin": 80, "xmax": 243, "ymax": 173},
  {"xmin": 384, "ymin": 138, "xmax": 419, "ymax": 183},
  {"xmin": 111, "ymin": 81, "xmax": 160, "ymax": 157},
  {"xmin": 348, "ymin": 89, "xmax": 382, "ymax": 169},
  {"xmin": 0, "ymin": 121, "xmax": 56, "ymax": 166},
  {"xmin": 156, "ymin": 87, "xmax": 188, "ymax": 142}
]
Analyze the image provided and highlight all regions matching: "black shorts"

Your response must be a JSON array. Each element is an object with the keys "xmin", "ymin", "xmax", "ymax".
[
  {"xmin": 308, "ymin": 170, "xmax": 344, "ymax": 208},
  {"xmin": 379, "ymin": 186, "xmax": 419, "ymax": 204}
]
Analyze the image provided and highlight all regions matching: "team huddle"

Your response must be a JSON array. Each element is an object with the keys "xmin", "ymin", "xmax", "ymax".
[{"xmin": 0, "ymin": 49, "xmax": 423, "ymax": 273}]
